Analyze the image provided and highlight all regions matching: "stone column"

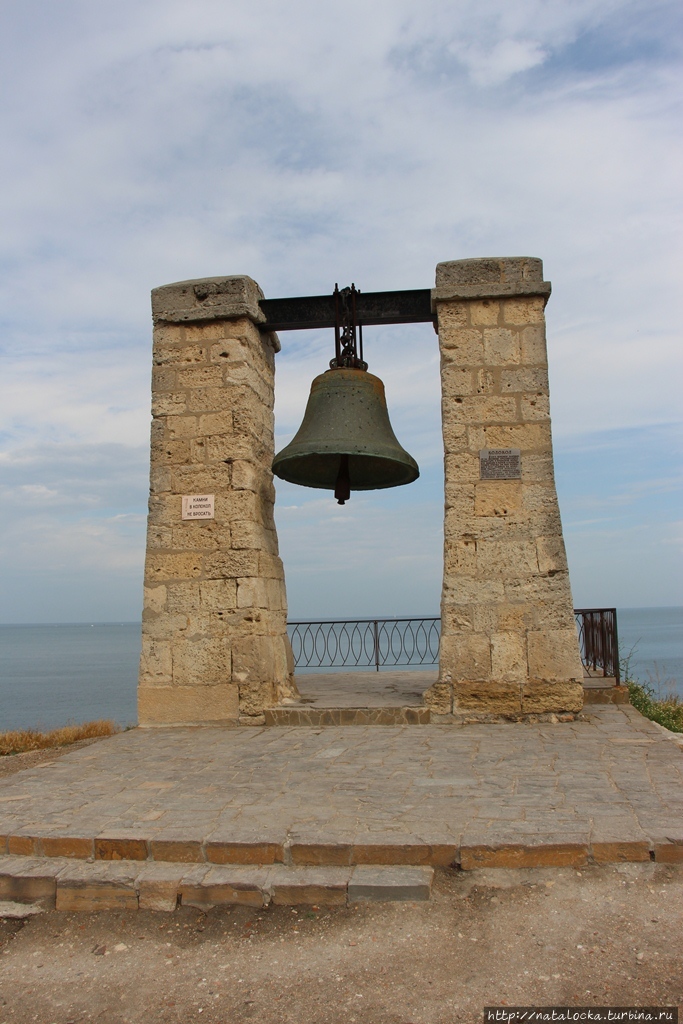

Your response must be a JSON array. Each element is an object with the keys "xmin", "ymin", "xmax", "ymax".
[
  {"xmin": 138, "ymin": 276, "xmax": 297, "ymax": 727},
  {"xmin": 428, "ymin": 257, "xmax": 584, "ymax": 718}
]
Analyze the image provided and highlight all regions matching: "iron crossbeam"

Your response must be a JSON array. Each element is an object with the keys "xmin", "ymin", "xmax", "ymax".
[{"xmin": 259, "ymin": 288, "xmax": 435, "ymax": 332}]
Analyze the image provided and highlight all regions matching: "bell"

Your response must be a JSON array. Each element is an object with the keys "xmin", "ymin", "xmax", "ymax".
[{"xmin": 272, "ymin": 366, "xmax": 419, "ymax": 504}]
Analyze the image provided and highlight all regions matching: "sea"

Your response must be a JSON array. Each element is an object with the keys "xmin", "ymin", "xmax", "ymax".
[{"xmin": 0, "ymin": 608, "xmax": 681, "ymax": 733}]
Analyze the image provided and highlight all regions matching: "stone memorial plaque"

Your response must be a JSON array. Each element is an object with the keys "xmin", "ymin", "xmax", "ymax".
[
  {"xmin": 479, "ymin": 449, "xmax": 521, "ymax": 480},
  {"xmin": 182, "ymin": 494, "xmax": 215, "ymax": 520}
]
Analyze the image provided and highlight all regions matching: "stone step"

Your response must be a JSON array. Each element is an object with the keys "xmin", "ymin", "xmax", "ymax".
[
  {"xmin": 582, "ymin": 681, "xmax": 630, "ymax": 705},
  {"xmin": 0, "ymin": 856, "xmax": 434, "ymax": 913},
  {"xmin": 264, "ymin": 706, "xmax": 431, "ymax": 726}
]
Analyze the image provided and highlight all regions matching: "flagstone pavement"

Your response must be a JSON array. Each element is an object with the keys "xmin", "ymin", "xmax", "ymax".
[{"xmin": 1, "ymin": 704, "xmax": 682, "ymax": 868}]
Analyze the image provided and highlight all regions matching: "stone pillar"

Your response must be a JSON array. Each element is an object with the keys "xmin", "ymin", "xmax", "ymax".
[
  {"xmin": 138, "ymin": 276, "xmax": 297, "ymax": 727},
  {"xmin": 428, "ymin": 257, "xmax": 584, "ymax": 718}
]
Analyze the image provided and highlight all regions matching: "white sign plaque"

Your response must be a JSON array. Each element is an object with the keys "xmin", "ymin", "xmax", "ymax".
[
  {"xmin": 479, "ymin": 449, "xmax": 522, "ymax": 480},
  {"xmin": 182, "ymin": 494, "xmax": 215, "ymax": 520}
]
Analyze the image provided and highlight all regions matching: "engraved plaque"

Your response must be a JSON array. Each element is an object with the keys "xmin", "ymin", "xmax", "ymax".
[
  {"xmin": 479, "ymin": 449, "xmax": 521, "ymax": 480},
  {"xmin": 182, "ymin": 494, "xmax": 215, "ymax": 520}
]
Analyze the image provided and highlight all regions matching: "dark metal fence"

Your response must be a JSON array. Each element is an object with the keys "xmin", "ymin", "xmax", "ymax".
[
  {"xmin": 289, "ymin": 609, "xmax": 621, "ymax": 680},
  {"xmin": 574, "ymin": 608, "xmax": 620, "ymax": 682},
  {"xmin": 287, "ymin": 617, "xmax": 440, "ymax": 671}
]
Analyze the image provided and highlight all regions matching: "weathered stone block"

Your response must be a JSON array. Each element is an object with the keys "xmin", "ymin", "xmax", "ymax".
[
  {"xmin": 483, "ymin": 328, "xmax": 520, "ymax": 364},
  {"xmin": 474, "ymin": 481, "xmax": 523, "ymax": 517},
  {"xmin": 439, "ymin": 633, "xmax": 491, "ymax": 681},
  {"xmin": 490, "ymin": 632, "xmax": 528, "ymax": 682},
  {"xmin": 470, "ymin": 300, "xmax": 500, "ymax": 326},
  {"xmin": 439, "ymin": 327, "xmax": 485, "ymax": 364},
  {"xmin": 502, "ymin": 296, "xmax": 546, "ymax": 325},
  {"xmin": 138, "ymin": 684, "xmax": 239, "ymax": 726},
  {"xmin": 522, "ymin": 679, "xmax": 584, "ymax": 713},
  {"xmin": 500, "ymin": 367, "xmax": 549, "ymax": 393},
  {"xmin": 527, "ymin": 629, "xmax": 584, "ymax": 683},
  {"xmin": 484, "ymin": 422, "xmax": 551, "ymax": 450},
  {"xmin": 454, "ymin": 681, "xmax": 521, "ymax": 715},
  {"xmin": 348, "ymin": 866, "xmax": 434, "ymax": 902},
  {"xmin": 521, "ymin": 325, "xmax": 547, "ymax": 364}
]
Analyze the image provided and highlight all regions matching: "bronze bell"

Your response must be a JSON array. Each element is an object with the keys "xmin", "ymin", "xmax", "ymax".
[{"xmin": 272, "ymin": 285, "xmax": 419, "ymax": 504}]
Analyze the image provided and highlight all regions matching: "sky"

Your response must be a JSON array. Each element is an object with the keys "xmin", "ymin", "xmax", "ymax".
[{"xmin": 0, "ymin": 0, "xmax": 681, "ymax": 623}]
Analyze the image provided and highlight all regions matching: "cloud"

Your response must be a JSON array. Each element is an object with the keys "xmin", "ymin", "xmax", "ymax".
[{"xmin": 0, "ymin": 0, "xmax": 680, "ymax": 618}]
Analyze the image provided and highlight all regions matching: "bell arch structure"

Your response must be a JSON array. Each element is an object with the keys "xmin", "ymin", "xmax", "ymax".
[{"xmin": 138, "ymin": 257, "xmax": 583, "ymax": 726}]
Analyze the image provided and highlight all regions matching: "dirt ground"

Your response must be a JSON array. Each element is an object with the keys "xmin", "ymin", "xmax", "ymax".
[{"xmin": 0, "ymin": 863, "xmax": 681, "ymax": 1024}]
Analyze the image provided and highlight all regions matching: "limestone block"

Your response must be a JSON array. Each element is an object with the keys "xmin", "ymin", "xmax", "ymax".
[
  {"xmin": 444, "ymin": 453, "xmax": 479, "ymax": 484},
  {"xmin": 439, "ymin": 327, "xmax": 485, "ymax": 364},
  {"xmin": 171, "ymin": 463, "xmax": 231, "ymax": 493},
  {"xmin": 521, "ymin": 453, "xmax": 555, "ymax": 481},
  {"xmin": 490, "ymin": 632, "xmax": 528, "ymax": 682},
  {"xmin": 177, "ymin": 365, "xmax": 225, "ymax": 390},
  {"xmin": 154, "ymin": 343, "xmax": 205, "ymax": 366},
  {"xmin": 443, "ymin": 536, "xmax": 477, "ymax": 576},
  {"xmin": 521, "ymin": 325, "xmax": 548, "ymax": 364},
  {"xmin": 434, "ymin": 257, "xmax": 549, "ymax": 298},
  {"xmin": 476, "ymin": 539, "xmax": 539, "ymax": 577},
  {"xmin": 231, "ymin": 520, "xmax": 275, "ymax": 552},
  {"xmin": 520, "ymin": 394, "xmax": 550, "ymax": 421},
  {"xmin": 136, "ymin": 863, "xmax": 184, "ymax": 912},
  {"xmin": 441, "ymin": 604, "xmax": 474, "ymax": 632},
  {"xmin": 483, "ymin": 329, "xmax": 520, "ymax": 364},
  {"xmin": 258, "ymin": 552, "xmax": 286, "ymax": 579},
  {"xmin": 422, "ymin": 681, "xmax": 453, "ymax": 714},
  {"xmin": 199, "ymin": 579, "xmax": 238, "ymax": 610},
  {"xmin": 150, "ymin": 467, "xmax": 172, "ymax": 494},
  {"xmin": 536, "ymin": 536, "xmax": 568, "ymax": 574},
  {"xmin": 139, "ymin": 638, "xmax": 172, "ymax": 685},
  {"xmin": 231, "ymin": 459, "xmax": 261, "ymax": 491},
  {"xmin": 166, "ymin": 582, "xmax": 201, "ymax": 612},
  {"xmin": 502, "ymin": 297, "xmax": 545, "ymax": 325},
  {"xmin": 439, "ymin": 633, "xmax": 491, "ymax": 681},
  {"xmin": 470, "ymin": 300, "xmax": 500, "ymax": 326},
  {"xmin": 145, "ymin": 552, "xmax": 203, "ymax": 582},
  {"xmin": 198, "ymin": 410, "xmax": 233, "ymax": 436},
  {"xmin": 484, "ymin": 422, "xmax": 551, "ymax": 451},
  {"xmin": 152, "ymin": 276, "xmax": 266, "ymax": 326},
  {"xmin": 476, "ymin": 368, "xmax": 496, "ymax": 394},
  {"xmin": 434, "ymin": 301, "xmax": 468, "ymax": 328},
  {"xmin": 203, "ymin": 551, "xmax": 259, "ymax": 580},
  {"xmin": 458, "ymin": 396, "xmax": 518, "ymax": 424},
  {"xmin": 503, "ymin": 576, "xmax": 577, "ymax": 630},
  {"xmin": 521, "ymin": 680, "xmax": 584, "ymax": 713},
  {"xmin": 152, "ymin": 393, "xmax": 187, "ymax": 416},
  {"xmin": 172, "ymin": 636, "xmax": 232, "ymax": 686},
  {"xmin": 146, "ymin": 525, "xmax": 172, "ymax": 549},
  {"xmin": 138, "ymin": 684, "xmax": 239, "ymax": 725},
  {"xmin": 440, "ymin": 367, "xmax": 476, "ymax": 397},
  {"xmin": 170, "ymin": 524, "xmax": 225, "ymax": 552},
  {"xmin": 500, "ymin": 368, "xmax": 549, "ymax": 393},
  {"xmin": 152, "ymin": 366, "xmax": 176, "ymax": 393},
  {"xmin": 442, "ymin": 421, "xmax": 468, "ymax": 454},
  {"xmin": 443, "ymin": 577, "xmax": 506, "ymax": 606},
  {"xmin": 527, "ymin": 629, "xmax": 584, "ymax": 683},
  {"xmin": 474, "ymin": 481, "xmax": 522, "ymax": 517},
  {"xmin": 454, "ymin": 681, "xmax": 522, "ymax": 715}
]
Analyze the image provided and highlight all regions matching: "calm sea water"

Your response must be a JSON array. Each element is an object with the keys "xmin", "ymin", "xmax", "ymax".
[{"xmin": 0, "ymin": 608, "xmax": 681, "ymax": 732}]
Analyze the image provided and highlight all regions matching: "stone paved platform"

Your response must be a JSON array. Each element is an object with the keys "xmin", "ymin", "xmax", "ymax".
[{"xmin": 1, "ymin": 705, "xmax": 682, "ymax": 871}]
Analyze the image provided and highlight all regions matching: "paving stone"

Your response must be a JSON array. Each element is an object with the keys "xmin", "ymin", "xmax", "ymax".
[
  {"xmin": 180, "ymin": 865, "xmax": 271, "ymax": 909},
  {"xmin": 348, "ymin": 865, "xmax": 434, "ymax": 902},
  {"xmin": 0, "ymin": 706, "xmax": 680, "ymax": 880},
  {"xmin": 56, "ymin": 862, "xmax": 141, "ymax": 912},
  {"xmin": 268, "ymin": 866, "xmax": 350, "ymax": 905},
  {"xmin": 135, "ymin": 862, "xmax": 185, "ymax": 911},
  {"xmin": 0, "ymin": 856, "xmax": 66, "ymax": 906}
]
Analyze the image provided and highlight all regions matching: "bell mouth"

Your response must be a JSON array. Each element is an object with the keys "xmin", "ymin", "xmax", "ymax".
[{"xmin": 272, "ymin": 451, "xmax": 419, "ymax": 491}]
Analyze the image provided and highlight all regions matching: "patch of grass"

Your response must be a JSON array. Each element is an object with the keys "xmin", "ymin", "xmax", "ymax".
[
  {"xmin": 621, "ymin": 649, "xmax": 683, "ymax": 734},
  {"xmin": 0, "ymin": 720, "xmax": 120, "ymax": 756}
]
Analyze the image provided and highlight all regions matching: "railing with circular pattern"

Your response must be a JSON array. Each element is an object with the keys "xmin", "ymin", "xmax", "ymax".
[{"xmin": 288, "ymin": 610, "xmax": 620, "ymax": 679}]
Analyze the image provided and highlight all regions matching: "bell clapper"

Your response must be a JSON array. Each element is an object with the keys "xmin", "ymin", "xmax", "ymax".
[{"xmin": 334, "ymin": 454, "xmax": 351, "ymax": 505}]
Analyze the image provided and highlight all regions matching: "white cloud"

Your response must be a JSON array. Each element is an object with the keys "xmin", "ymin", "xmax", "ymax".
[{"xmin": 0, "ymin": 0, "xmax": 680, "ymax": 618}]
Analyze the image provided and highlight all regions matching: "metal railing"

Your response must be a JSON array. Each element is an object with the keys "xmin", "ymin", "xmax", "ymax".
[
  {"xmin": 288, "ymin": 609, "xmax": 621, "ymax": 680},
  {"xmin": 288, "ymin": 617, "xmax": 440, "ymax": 671},
  {"xmin": 574, "ymin": 608, "xmax": 620, "ymax": 683}
]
